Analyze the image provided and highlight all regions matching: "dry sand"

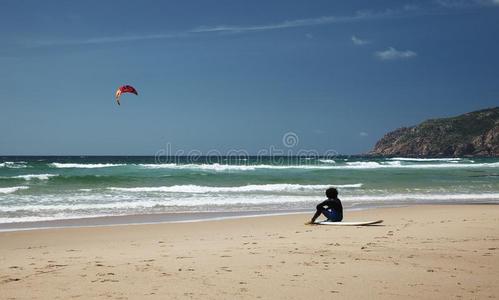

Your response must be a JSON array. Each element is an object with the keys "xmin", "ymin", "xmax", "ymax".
[{"xmin": 1, "ymin": 205, "xmax": 498, "ymax": 299}]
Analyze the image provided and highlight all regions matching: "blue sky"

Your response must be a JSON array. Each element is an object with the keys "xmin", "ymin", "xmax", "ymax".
[{"xmin": 1, "ymin": 0, "xmax": 498, "ymax": 155}]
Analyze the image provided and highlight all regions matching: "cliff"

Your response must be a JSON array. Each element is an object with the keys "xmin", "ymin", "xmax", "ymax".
[{"xmin": 370, "ymin": 107, "xmax": 499, "ymax": 157}]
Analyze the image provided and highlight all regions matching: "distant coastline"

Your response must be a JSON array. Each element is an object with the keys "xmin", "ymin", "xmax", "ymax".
[{"xmin": 370, "ymin": 107, "xmax": 499, "ymax": 158}]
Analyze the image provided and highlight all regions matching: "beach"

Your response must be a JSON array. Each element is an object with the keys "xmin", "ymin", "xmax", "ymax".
[{"xmin": 1, "ymin": 205, "xmax": 498, "ymax": 299}]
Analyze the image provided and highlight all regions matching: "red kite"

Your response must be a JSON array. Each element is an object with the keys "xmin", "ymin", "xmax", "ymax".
[{"xmin": 115, "ymin": 85, "xmax": 138, "ymax": 105}]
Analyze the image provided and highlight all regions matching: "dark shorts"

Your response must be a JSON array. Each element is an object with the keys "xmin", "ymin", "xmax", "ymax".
[{"xmin": 322, "ymin": 209, "xmax": 342, "ymax": 222}]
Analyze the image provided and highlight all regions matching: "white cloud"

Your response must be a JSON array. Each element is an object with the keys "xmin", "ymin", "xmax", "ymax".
[
  {"xmin": 189, "ymin": 11, "xmax": 391, "ymax": 34},
  {"xmin": 359, "ymin": 132, "xmax": 369, "ymax": 137},
  {"xmin": 435, "ymin": 0, "xmax": 499, "ymax": 7},
  {"xmin": 435, "ymin": 0, "xmax": 470, "ymax": 7},
  {"xmin": 375, "ymin": 47, "xmax": 417, "ymax": 60},
  {"xmin": 351, "ymin": 35, "xmax": 370, "ymax": 45},
  {"xmin": 33, "ymin": 6, "xmax": 421, "ymax": 46},
  {"xmin": 477, "ymin": 0, "xmax": 499, "ymax": 5},
  {"xmin": 33, "ymin": 32, "xmax": 187, "ymax": 46}
]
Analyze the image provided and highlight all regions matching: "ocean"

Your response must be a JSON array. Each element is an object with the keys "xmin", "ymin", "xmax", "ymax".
[{"xmin": 1, "ymin": 156, "xmax": 498, "ymax": 225}]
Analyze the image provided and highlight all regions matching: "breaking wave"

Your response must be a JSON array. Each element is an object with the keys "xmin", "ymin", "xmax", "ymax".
[
  {"xmin": 0, "ymin": 162, "xmax": 27, "ymax": 169},
  {"xmin": 50, "ymin": 163, "xmax": 126, "ymax": 169},
  {"xmin": 1, "ymin": 193, "xmax": 498, "ymax": 216},
  {"xmin": 389, "ymin": 157, "xmax": 462, "ymax": 162},
  {"xmin": 107, "ymin": 183, "xmax": 363, "ymax": 193},
  {"xmin": 11, "ymin": 174, "xmax": 58, "ymax": 181},
  {"xmin": 0, "ymin": 186, "xmax": 29, "ymax": 194},
  {"xmin": 318, "ymin": 159, "xmax": 336, "ymax": 163}
]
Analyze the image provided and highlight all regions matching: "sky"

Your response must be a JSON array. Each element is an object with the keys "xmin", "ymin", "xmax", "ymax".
[{"xmin": 1, "ymin": 0, "xmax": 498, "ymax": 155}]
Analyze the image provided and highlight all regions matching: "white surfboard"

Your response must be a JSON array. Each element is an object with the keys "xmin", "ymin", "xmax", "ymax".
[{"xmin": 316, "ymin": 220, "xmax": 383, "ymax": 226}]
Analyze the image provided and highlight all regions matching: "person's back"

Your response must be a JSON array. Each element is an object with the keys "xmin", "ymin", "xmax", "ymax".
[
  {"xmin": 318, "ymin": 197, "xmax": 343, "ymax": 219},
  {"xmin": 307, "ymin": 187, "xmax": 343, "ymax": 224}
]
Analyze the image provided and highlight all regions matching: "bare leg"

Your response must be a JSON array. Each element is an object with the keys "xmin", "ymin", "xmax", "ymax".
[{"xmin": 310, "ymin": 209, "xmax": 323, "ymax": 224}]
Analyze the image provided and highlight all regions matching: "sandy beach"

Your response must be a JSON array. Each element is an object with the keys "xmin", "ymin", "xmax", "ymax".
[{"xmin": 1, "ymin": 205, "xmax": 498, "ymax": 299}]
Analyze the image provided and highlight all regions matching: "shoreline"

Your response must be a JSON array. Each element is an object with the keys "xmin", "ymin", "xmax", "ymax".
[
  {"xmin": 0, "ymin": 209, "xmax": 310, "ymax": 232},
  {"xmin": 1, "ymin": 202, "xmax": 497, "ymax": 232},
  {"xmin": 1, "ymin": 204, "xmax": 498, "ymax": 299}
]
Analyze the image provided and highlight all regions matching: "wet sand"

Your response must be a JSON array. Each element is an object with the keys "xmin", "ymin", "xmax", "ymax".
[{"xmin": 1, "ymin": 205, "xmax": 498, "ymax": 299}]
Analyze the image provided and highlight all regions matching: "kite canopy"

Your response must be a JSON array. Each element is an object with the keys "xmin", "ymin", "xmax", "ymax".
[{"xmin": 115, "ymin": 85, "xmax": 138, "ymax": 105}]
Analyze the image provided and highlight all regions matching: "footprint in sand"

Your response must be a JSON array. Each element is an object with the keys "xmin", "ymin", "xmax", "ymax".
[
  {"xmin": 96, "ymin": 272, "xmax": 115, "ymax": 277},
  {"xmin": 8, "ymin": 266, "xmax": 22, "ymax": 269},
  {"xmin": 1, "ymin": 277, "xmax": 21, "ymax": 283},
  {"xmin": 51, "ymin": 262, "xmax": 69, "ymax": 267}
]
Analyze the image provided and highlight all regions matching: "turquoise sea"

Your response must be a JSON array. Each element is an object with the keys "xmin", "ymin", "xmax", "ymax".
[{"xmin": 1, "ymin": 156, "xmax": 499, "ymax": 224}]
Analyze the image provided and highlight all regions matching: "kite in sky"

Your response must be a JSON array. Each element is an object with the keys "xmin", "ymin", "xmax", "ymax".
[{"xmin": 115, "ymin": 85, "xmax": 138, "ymax": 106}]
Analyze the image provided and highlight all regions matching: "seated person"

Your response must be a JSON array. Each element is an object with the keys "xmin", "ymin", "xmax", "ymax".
[{"xmin": 307, "ymin": 187, "xmax": 343, "ymax": 224}]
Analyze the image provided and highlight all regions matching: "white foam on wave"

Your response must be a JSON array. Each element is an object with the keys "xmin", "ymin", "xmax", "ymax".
[
  {"xmin": 0, "ymin": 186, "xmax": 29, "ymax": 194},
  {"xmin": 341, "ymin": 193, "xmax": 499, "ymax": 202},
  {"xmin": 331, "ymin": 161, "xmax": 499, "ymax": 170},
  {"xmin": 392, "ymin": 162, "xmax": 499, "ymax": 169},
  {"xmin": 0, "ymin": 195, "xmax": 316, "ymax": 213},
  {"xmin": 50, "ymin": 163, "xmax": 125, "ymax": 169},
  {"xmin": 138, "ymin": 163, "xmax": 378, "ymax": 170},
  {"xmin": 141, "ymin": 163, "xmax": 383, "ymax": 171},
  {"xmin": 44, "ymin": 160, "xmax": 499, "ymax": 171},
  {"xmin": 0, "ymin": 162, "xmax": 27, "ymax": 168},
  {"xmin": 12, "ymin": 174, "xmax": 58, "ymax": 181},
  {"xmin": 389, "ymin": 157, "xmax": 462, "ymax": 162},
  {"xmin": 107, "ymin": 183, "xmax": 363, "ymax": 193},
  {"xmin": 2, "ymin": 192, "xmax": 499, "ymax": 215},
  {"xmin": 345, "ymin": 161, "xmax": 382, "ymax": 168},
  {"xmin": 318, "ymin": 159, "xmax": 336, "ymax": 164},
  {"xmin": 139, "ymin": 163, "xmax": 260, "ymax": 171},
  {"xmin": 0, "ymin": 214, "xmax": 109, "ymax": 225},
  {"xmin": 140, "ymin": 161, "xmax": 499, "ymax": 171}
]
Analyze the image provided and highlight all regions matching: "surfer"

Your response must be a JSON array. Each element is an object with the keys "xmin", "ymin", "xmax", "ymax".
[{"xmin": 306, "ymin": 187, "xmax": 343, "ymax": 224}]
